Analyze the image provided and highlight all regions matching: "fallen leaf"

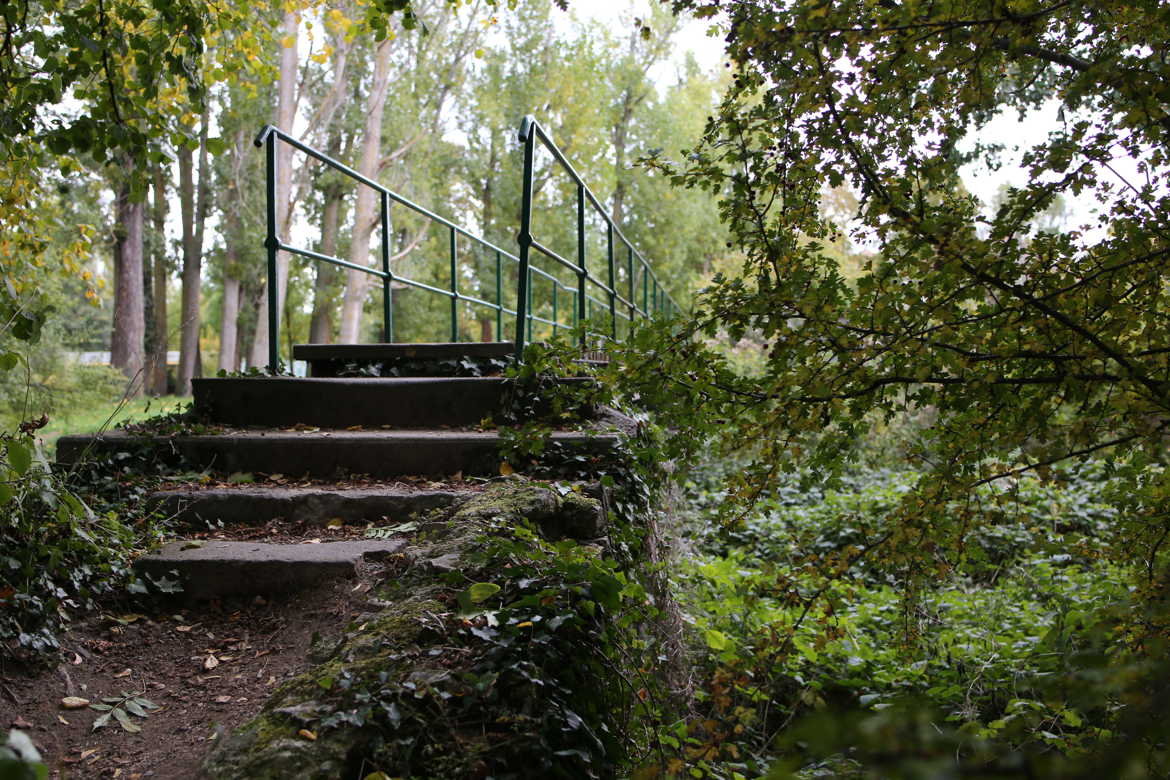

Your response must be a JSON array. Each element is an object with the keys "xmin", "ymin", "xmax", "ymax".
[
  {"xmin": 72, "ymin": 651, "xmax": 83, "ymax": 665},
  {"xmin": 499, "ymin": 461, "xmax": 514, "ymax": 476},
  {"xmin": 326, "ymin": 518, "xmax": 344, "ymax": 529},
  {"xmin": 175, "ymin": 625, "xmax": 194, "ymax": 633},
  {"xmin": 215, "ymin": 695, "xmax": 232, "ymax": 703},
  {"xmin": 113, "ymin": 668, "xmax": 132, "ymax": 678},
  {"xmin": 58, "ymin": 715, "xmax": 70, "ymax": 725},
  {"xmin": 11, "ymin": 715, "xmax": 33, "ymax": 728},
  {"xmin": 298, "ymin": 729, "xmax": 317, "ymax": 741},
  {"xmin": 80, "ymin": 749, "xmax": 98, "ymax": 760},
  {"xmin": 62, "ymin": 696, "xmax": 90, "ymax": 709},
  {"xmin": 203, "ymin": 655, "xmax": 220, "ymax": 671}
]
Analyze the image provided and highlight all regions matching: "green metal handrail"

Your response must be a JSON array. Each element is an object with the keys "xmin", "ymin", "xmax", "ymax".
[
  {"xmin": 514, "ymin": 115, "xmax": 679, "ymax": 361},
  {"xmin": 254, "ymin": 119, "xmax": 677, "ymax": 370}
]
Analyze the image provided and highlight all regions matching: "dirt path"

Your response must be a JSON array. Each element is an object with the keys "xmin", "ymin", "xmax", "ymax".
[{"xmin": 2, "ymin": 562, "xmax": 385, "ymax": 779}]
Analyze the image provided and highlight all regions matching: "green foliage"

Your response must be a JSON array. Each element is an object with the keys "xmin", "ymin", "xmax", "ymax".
[
  {"xmin": 613, "ymin": 2, "xmax": 1170, "ymax": 768},
  {"xmin": 0, "ymin": 431, "xmax": 133, "ymax": 659},
  {"xmin": 647, "ymin": 0, "xmax": 1170, "ymax": 584},
  {"xmin": 0, "ymin": 730, "xmax": 47, "ymax": 780},
  {"xmin": 666, "ymin": 456, "xmax": 1167, "ymax": 777},
  {"xmin": 89, "ymin": 691, "xmax": 161, "ymax": 733}
]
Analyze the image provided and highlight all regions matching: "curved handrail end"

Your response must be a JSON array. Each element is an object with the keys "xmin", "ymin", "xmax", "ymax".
[
  {"xmin": 254, "ymin": 125, "xmax": 277, "ymax": 148},
  {"xmin": 518, "ymin": 115, "xmax": 536, "ymax": 143}
]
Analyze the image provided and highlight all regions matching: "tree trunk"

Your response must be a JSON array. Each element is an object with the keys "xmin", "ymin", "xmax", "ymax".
[
  {"xmin": 111, "ymin": 163, "xmax": 146, "ymax": 397},
  {"xmin": 176, "ymin": 117, "xmax": 209, "ymax": 395},
  {"xmin": 219, "ymin": 271, "xmax": 241, "ymax": 373},
  {"xmin": 146, "ymin": 164, "xmax": 169, "ymax": 395},
  {"xmin": 477, "ymin": 131, "xmax": 498, "ymax": 342},
  {"xmin": 339, "ymin": 37, "xmax": 394, "ymax": 344},
  {"xmin": 249, "ymin": 9, "xmax": 299, "ymax": 366},
  {"xmin": 611, "ymin": 95, "xmax": 634, "ymax": 227},
  {"xmin": 309, "ymin": 186, "xmax": 343, "ymax": 343}
]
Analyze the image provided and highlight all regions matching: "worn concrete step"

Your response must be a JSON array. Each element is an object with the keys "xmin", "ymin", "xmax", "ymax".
[
  {"xmin": 295, "ymin": 342, "xmax": 513, "ymax": 378},
  {"xmin": 191, "ymin": 376, "xmax": 596, "ymax": 428},
  {"xmin": 56, "ymin": 429, "xmax": 618, "ymax": 479},
  {"xmin": 151, "ymin": 485, "xmax": 472, "ymax": 529},
  {"xmin": 134, "ymin": 539, "xmax": 406, "ymax": 598}
]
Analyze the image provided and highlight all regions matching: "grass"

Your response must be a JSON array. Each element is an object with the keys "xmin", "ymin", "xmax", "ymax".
[{"xmin": 38, "ymin": 394, "xmax": 188, "ymax": 455}]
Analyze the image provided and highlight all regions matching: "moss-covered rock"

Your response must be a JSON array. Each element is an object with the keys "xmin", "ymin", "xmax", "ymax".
[{"xmin": 203, "ymin": 480, "xmax": 634, "ymax": 780}]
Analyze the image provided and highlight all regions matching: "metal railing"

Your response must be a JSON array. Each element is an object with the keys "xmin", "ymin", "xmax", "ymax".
[
  {"xmin": 515, "ymin": 116, "xmax": 678, "ymax": 361},
  {"xmin": 254, "ymin": 117, "xmax": 678, "ymax": 370}
]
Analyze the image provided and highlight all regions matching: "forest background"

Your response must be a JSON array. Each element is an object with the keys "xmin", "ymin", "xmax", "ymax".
[{"xmin": 0, "ymin": 0, "xmax": 731, "ymax": 434}]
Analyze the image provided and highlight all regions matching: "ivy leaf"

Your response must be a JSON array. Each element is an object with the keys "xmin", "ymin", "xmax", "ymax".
[
  {"xmin": 703, "ymin": 629, "xmax": 730, "ymax": 651},
  {"xmin": 7, "ymin": 441, "xmax": 32, "ymax": 476},
  {"xmin": 112, "ymin": 707, "xmax": 141, "ymax": 733},
  {"xmin": 457, "ymin": 582, "xmax": 501, "ymax": 615}
]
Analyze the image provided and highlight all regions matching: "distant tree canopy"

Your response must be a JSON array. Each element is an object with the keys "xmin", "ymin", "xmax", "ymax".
[{"xmin": 636, "ymin": 0, "xmax": 1170, "ymax": 578}]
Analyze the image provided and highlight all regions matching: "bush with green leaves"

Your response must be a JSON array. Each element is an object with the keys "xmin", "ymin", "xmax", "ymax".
[
  {"xmin": 669, "ymin": 459, "xmax": 1145, "ymax": 778},
  {"xmin": 0, "ymin": 431, "xmax": 145, "ymax": 661}
]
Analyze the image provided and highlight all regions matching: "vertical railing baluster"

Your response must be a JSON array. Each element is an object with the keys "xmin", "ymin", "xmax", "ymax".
[
  {"xmin": 627, "ymin": 246, "xmax": 635, "ymax": 331},
  {"xmin": 381, "ymin": 191, "xmax": 393, "ymax": 342},
  {"xmin": 607, "ymin": 224, "xmax": 616, "ymax": 340},
  {"xmin": 264, "ymin": 131, "xmax": 280, "ymax": 372},
  {"xmin": 495, "ymin": 250, "xmax": 502, "ymax": 342},
  {"xmin": 577, "ymin": 184, "xmax": 586, "ymax": 349},
  {"xmin": 515, "ymin": 118, "xmax": 536, "ymax": 362},
  {"xmin": 449, "ymin": 227, "xmax": 458, "ymax": 342},
  {"xmin": 552, "ymin": 283, "xmax": 558, "ymax": 337},
  {"xmin": 643, "ymin": 261, "xmax": 649, "ymax": 315},
  {"xmin": 527, "ymin": 268, "xmax": 533, "ymax": 343}
]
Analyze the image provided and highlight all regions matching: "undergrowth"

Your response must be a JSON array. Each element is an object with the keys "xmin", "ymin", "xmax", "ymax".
[{"xmin": 672, "ymin": 458, "xmax": 1170, "ymax": 778}]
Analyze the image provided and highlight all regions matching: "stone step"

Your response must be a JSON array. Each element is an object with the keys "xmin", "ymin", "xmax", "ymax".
[
  {"xmin": 294, "ymin": 342, "xmax": 513, "ymax": 378},
  {"xmin": 134, "ymin": 539, "xmax": 406, "ymax": 598},
  {"xmin": 151, "ymin": 485, "xmax": 473, "ymax": 529},
  {"xmin": 191, "ymin": 376, "xmax": 596, "ymax": 428},
  {"xmin": 56, "ymin": 429, "xmax": 617, "ymax": 479}
]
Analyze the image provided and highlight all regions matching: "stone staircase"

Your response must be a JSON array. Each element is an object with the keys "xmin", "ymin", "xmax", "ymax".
[{"xmin": 55, "ymin": 342, "xmax": 614, "ymax": 599}]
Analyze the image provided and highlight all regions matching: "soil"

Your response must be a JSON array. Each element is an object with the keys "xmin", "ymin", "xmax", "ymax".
[{"xmin": 1, "ymin": 560, "xmax": 390, "ymax": 779}]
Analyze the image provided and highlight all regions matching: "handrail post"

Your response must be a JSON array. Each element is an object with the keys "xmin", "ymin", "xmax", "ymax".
[
  {"xmin": 381, "ymin": 192, "xmax": 393, "ymax": 342},
  {"xmin": 606, "ymin": 224, "xmax": 616, "ymax": 340},
  {"xmin": 264, "ymin": 131, "xmax": 280, "ymax": 372},
  {"xmin": 495, "ymin": 250, "xmax": 503, "ymax": 341},
  {"xmin": 627, "ymin": 246, "xmax": 635, "ymax": 326},
  {"xmin": 515, "ymin": 117, "xmax": 536, "ymax": 362},
  {"xmin": 576, "ymin": 184, "xmax": 586, "ymax": 350},
  {"xmin": 643, "ymin": 262, "xmax": 649, "ymax": 315},
  {"xmin": 449, "ymin": 226, "xmax": 459, "ymax": 342}
]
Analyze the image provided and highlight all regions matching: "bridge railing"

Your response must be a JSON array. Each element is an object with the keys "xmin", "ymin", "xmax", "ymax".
[
  {"xmin": 515, "ymin": 115, "xmax": 678, "ymax": 360},
  {"xmin": 254, "ymin": 118, "xmax": 677, "ymax": 370}
]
